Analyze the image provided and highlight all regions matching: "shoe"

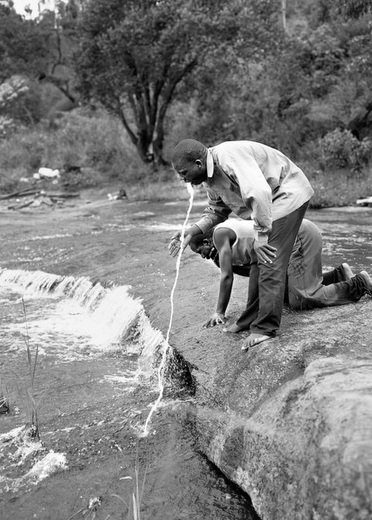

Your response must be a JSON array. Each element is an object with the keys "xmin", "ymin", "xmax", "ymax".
[
  {"xmin": 359, "ymin": 271, "xmax": 372, "ymax": 295},
  {"xmin": 340, "ymin": 263, "xmax": 354, "ymax": 281}
]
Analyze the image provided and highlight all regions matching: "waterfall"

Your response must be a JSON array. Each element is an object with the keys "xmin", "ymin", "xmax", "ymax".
[
  {"xmin": 0, "ymin": 268, "xmax": 163, "ymax": 363},
  {"xmin": 0, "ymin": 269, "xmax": 106, "ymax": 310}
]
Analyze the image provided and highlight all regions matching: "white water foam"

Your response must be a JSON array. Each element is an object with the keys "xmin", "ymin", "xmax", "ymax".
[
  {"xmin": 0, "ymin": 265, "xmax": 179, "ymax": 408},
  {"xmin": 0, "ymin": 201, "xmax": 195, "ymax": 436},
  {"xmin": 0, "ymin": 426, "xmax": 68, "ymax": 493},
  {"xmin": 0, "ymin": 269, "xmax": 106, "ymax": 309},
  {"xmin": 0, "ymin": 265, "xmax": 187, "ymax": 491},
  {"xmin": 0, "ymin": 268, "xmax": 164, "ymax": 364}
]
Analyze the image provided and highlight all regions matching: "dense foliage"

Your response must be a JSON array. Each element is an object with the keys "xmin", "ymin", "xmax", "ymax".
[
  {"xmin": 1, "ymin": 0, "xmax": 372, "ymax": 188},
  {"xmin": 74, "ymin": 0, "xmax": 281, "ymax": 166}
]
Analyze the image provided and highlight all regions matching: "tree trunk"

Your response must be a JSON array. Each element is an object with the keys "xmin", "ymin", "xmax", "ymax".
[
  {"xmin": 135, "ymin": 138, "xmax": 153, "ymax": 164},
  {"xmin": 281, "ymin": 0, "xmax": 287, "ymax": 34},
  {"xmin": 134, "ymin": 139, "xmax": 168, "ymax": 170},
  {"xmin": 152, "ymin": 139, "xmax": 168, "ymax": 169}
]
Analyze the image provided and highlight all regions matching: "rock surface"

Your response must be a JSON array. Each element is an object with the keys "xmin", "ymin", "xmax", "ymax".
[
  {"xmin": 125, "ymin": 199, "xmax": 372, "ymax": 520},
  {"xmin": 1, "ymin": 189, "xmax": 372, "ymax": 519}
]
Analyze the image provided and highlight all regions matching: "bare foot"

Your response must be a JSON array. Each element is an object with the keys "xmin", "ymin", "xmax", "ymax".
[
  {"xmin": 223, "ymin": 323, "xmax": 242, "ymax": 333},
  {"xmin": 241, "ymin": 333, "xmax": 271, "ymax": 351},
  {"xmin": 341, "ymin": 263, "xmax": 354, "ymax": 280}
]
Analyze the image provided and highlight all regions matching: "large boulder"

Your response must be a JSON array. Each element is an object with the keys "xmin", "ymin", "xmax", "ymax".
[
  {"xmin": 115, "ymin": 203, "xmax": 372, "ymax": 520},
  {"xmin": 171, "ymin": 294, "xmax": 372, "ymax": 520},
  {"xmin": 129, "ymin": 232, "xmax": 372, "ymax": 519}
]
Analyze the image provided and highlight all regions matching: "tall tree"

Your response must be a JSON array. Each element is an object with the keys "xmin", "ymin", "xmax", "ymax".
[
  {"xmin": 0, "ymin": 1, "xmax": 80, "ymax": 119},
  {"xmin": 74, "ymin": 0, "xmax": 280, "ymax": 167},
  {"xmin": 332, "ymin": 0, "xmax": 372, "ymax": 19},
  {"xmin": 0, "ymin": 3, "xmax": 54, "ymax": 82},
  {"xmin": 180, "ymin": 0, "xmax": 283, "ymax": 147}
]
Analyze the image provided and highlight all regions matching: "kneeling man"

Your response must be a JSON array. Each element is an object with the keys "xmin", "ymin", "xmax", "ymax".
[{"xmin": 190, "ymin": 218, "xmax": 372, "ymax": 349}]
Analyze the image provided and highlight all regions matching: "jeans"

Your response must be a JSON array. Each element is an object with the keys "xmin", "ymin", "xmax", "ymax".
[
  {"xmin": 287, "ymin": 222, "xmax": 366, "ymax": 309},
  {"xmin": 236, "ymin": 201, "xmax": 309, "ymax": 337}
]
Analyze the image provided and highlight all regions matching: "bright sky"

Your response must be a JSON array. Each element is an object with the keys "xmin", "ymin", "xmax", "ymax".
[{"xmin": 11, "ymin": 0, "xmax": 56, "ymax": 17}]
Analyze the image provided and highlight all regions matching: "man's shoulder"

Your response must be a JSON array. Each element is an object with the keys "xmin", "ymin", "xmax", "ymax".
[
  {"xmin": 212, "ymin": 140, "xmax": 255, "ymax": 151},
  {"xmin": 212, "ymin": 140, "xmax": 268, "ymax": 160},
  {"xmin": 216, "ymin": 218, "xmax": 255, "ymax": 235}
]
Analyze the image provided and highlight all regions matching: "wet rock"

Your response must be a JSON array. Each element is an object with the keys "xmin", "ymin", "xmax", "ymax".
[
  {"xmin": 163, "ymin": 348, "xmax": 196, "ymax": 399},
  {"xmin": 190, "ymin": 302, "xmax": 372, "ymax": 520},
  {"xmin": 1, "ymin": 194, "xmax": 371, "ymax": 519},
  {"xmin": 115, "ymin": 202, "xmax": 372, "ymax": 518},
  {"xmin": 0, "ymin": 395, "xmax": 9, "ymax": 414}
]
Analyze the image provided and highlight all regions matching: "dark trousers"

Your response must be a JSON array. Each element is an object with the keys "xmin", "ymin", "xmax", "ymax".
[
  {"xmin": 287, "ymin": 231, "xmax": 366, "ymax": 309},
  {"xmin": 236, "ymin": 201, "xmax": 309, "ymax": 337}
]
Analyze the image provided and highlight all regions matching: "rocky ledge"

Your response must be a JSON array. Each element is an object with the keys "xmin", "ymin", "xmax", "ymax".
[
  {"xmin": 139, "ymin": 252, "xmax": 372, "ymax": 520},
  {"xmin": 117, "ymin": 203, "xmax": 372, "ymax": 520},
  {"xmin": 187, "ymin": 301, "xmax": 372, "ymax": 520}
]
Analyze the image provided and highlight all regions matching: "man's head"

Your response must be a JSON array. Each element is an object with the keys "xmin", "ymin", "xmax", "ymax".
[
  {"xmin": 189, "ymin": 231, "xmax": 218, "ymax": 260},
  {"xmin": 171, "ymin": 139, "xmax": 208, "ymax": 185}
]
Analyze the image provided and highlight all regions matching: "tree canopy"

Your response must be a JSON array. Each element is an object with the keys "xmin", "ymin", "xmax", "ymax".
[
  {"xmin": 0, "ymin": 4, "xmax": 54, "ymax": 82},
  {"xmin": 74, "ymin": 0, "xmax": 282, "ymax": 166},
  {"xmin": 1, "ymin": 0, "xmax": 372, "ymax": 174}
]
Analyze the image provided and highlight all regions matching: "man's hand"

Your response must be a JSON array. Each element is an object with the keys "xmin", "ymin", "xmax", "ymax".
[
  {"xmin": 203, "ymin": 312, "xmax": 226, "ymax": 328},
  {"xmin": 168, "ymin": 231, "xmax": 192, "ymax": 257},
  {"xmin": 253, "ymin": 241, "xmax": 277, "ymax": 264}
]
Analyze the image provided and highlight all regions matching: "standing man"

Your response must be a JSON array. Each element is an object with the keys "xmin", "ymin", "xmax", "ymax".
[{"xmin": 169, "ymin": 139, "xmax": 313, "ymax": 349}]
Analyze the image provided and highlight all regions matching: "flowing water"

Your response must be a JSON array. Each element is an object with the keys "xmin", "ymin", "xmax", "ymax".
[
  {"xmin": 0, "ymin": 267, "xmax": 258, "ymax": 519},
  {"xmin": 1, "ymin": 197, "xmax": 371, "ymax": 519},
  {"xmin": 0, "ymin": 189, "xmax": 260, "ymax": 518}
]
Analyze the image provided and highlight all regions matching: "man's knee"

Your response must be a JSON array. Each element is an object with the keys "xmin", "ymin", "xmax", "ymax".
[{"xmin": 288, "ymin": 293, "xmax": 313, "ymax": 310}]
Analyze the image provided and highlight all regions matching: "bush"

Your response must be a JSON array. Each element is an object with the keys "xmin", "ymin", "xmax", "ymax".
[
  {"xmin": 0, "ymin": 109, "xmax": 149, "ymax": 193},
  {"xmin": 320, "ymin": 128, "xmax": 372, "ymax": 170},
  {"xmin": 0, "ymin": 76, "xmax": 43, "ymax": 136},
  {"xmin": 303, "ymin": 161, "xmax": 372, "ymax": 208}
]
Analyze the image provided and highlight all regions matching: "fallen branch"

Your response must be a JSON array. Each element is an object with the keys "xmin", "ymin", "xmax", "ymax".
[
  {"xmin": 0, "ymin": 188, "xmax": 41, "ymax": 200},
  {"xmin": 7, "ymin": 200, "xmax": 34, "ymax": 210},
  {"xmin": 45, "ymin": 191, "xmax": 80, "ymax": 198}
]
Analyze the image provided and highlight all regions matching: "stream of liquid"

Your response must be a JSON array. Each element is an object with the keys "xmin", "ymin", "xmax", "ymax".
[{"xmin": 143, "ymin": 183, "xmax": 194, "ymax": 436}]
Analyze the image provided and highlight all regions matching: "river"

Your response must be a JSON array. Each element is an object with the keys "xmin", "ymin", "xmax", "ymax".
[{"xmin": 0, "ymin": 192, "xmax": 371, "ymax": 519}]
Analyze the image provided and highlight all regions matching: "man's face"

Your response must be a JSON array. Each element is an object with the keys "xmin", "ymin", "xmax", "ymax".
[
  {"xmin": 173, "ymin": 159, "xmax": 207, "ymax": 186},
  {"xmin": 195, "ymin": 238, "xmax": 217, "ymax": 260}
]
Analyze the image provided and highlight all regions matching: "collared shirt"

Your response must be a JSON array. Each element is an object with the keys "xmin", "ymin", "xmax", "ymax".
[{"xmin": 195, "ymin": 141, "xmax": 314, "ymax": 242}]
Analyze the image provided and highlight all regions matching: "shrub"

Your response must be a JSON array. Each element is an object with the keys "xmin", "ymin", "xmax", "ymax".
[
  {"xmin": 320, "ymin": 128, "xmax": 372, "ymax": 170},
  {"xmin": 304, "ymin": 161, "xmax": 372, "ymax": 208},
  {"xmin": 0, "ymin": 109, "xmax": 149, "ymax": 192},
  {"xmin": 0, "ymin": 76, "xmax": 43, "ymax": 136}
]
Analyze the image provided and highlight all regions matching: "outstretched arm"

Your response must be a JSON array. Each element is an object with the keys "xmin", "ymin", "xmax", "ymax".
[{"xmin": 203, "ymin": 228, "xmax": 234, "ymax": 328}]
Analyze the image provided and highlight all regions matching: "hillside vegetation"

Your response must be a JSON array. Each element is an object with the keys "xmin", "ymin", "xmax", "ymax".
[{"xmin": 1, "ymin": 0, "xmax": 372, "ymax": 206}]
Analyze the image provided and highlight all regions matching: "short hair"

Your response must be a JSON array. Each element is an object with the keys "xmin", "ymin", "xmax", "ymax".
[
  {"xmin": 171, "ymin": 139, "xmax": 207, "ymax": 169},
  {"xmin": 189, "ymin": 230, "xmax": 213, "ymax": 253}
]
